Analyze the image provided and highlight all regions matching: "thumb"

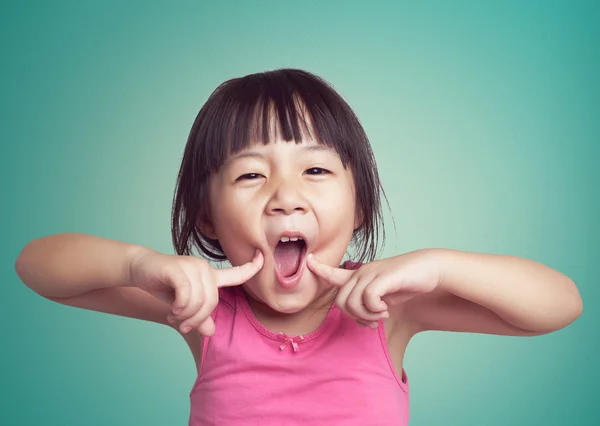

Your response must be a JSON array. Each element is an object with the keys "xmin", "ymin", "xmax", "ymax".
[
  {"xmin": 306, "ymin": 253, "xmax": 354, "ymax": 287},
  {"xmin": 216, "ymin": 249, "xmax": 264, "ymax": 288}
]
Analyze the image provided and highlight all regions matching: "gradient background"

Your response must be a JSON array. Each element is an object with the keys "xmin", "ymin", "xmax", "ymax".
[{"xmin": 2, "ymin": 1, "xmax": 598, "ymax": 425}]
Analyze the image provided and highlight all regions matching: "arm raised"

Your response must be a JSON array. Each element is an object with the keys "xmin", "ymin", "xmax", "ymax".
[
  {"xmin": 405, "ymin": 249, "xmax": 583, "ymax": 336},
  {"xmin": 14, "ymin": 233, "xmax": 171, "ymax": 324}
]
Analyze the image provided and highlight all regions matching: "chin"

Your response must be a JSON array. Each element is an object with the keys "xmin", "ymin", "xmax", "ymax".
[
  {"xmin": 269, "ymin": 294, "xmax": 315, "ymax": 314},
  {"xmin": 247, "ymin": 270, "xmax": 322, "ymax": 314}
]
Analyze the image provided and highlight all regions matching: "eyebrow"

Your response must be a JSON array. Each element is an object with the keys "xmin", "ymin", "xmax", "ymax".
[{"xmin": 225, "ymin": 144, "xmax": 331, "ymax": 165}]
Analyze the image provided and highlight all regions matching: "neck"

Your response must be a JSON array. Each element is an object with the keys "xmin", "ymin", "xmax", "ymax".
[{"xmin": 244, "ymin": 287, "xmax": 338, "ymax": 336}]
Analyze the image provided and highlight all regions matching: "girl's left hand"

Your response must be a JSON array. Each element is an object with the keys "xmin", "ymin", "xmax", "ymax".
[{"xmin": 306, "ymin": 250, "xmax": 442, "ymax": 328}]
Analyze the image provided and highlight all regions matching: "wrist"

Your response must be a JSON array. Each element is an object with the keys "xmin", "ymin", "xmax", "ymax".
[
  {"xmin": 434, "ymin": 249, "xmax": 487, "ymax": 299},
  {"xmin": 399, "ymin": 248, "xmax": 449, "ymax": 293},
  {"xmin": 124, "ymin": 244, "xmax": 157, "ymax": 288}
]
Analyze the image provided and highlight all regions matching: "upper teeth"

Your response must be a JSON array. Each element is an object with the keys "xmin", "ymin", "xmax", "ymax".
[{"xmin": 280, "ymin": 236, "xmax": 303, "ymax": 242}]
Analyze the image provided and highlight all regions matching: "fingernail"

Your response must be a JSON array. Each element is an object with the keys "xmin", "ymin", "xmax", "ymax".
[
  {"xmin": 181, "ymin": 325, "xmax": 191, "ymax": 334},
  {"xmin": 173, "ymin": 307, "xmax": 182, "ymax": 315},
  {"xmin": 369, "ymin": 322, "xmax": 378, "ymax": 329},
  {"xmin": 166, "ymin": 315, "xmax": 176, "ymax": 324}
]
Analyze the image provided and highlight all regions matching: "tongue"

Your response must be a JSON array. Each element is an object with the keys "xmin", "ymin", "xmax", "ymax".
[{"xmin": 274, "ymin": 241, "xmax": 303, "ymax": 277}]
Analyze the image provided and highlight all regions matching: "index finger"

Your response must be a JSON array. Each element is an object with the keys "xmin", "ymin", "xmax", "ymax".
[
  {"xmin": 306, "ymin": 253, "xmax": 354, "ymax": 286},
  {"xmin": 216, "ymin": 249, "xmax": 264, "ymax": 288}
]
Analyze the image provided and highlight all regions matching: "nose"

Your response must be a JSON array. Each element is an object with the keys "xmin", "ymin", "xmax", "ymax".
[{"xmin": 265, "ymin": 176, "xmax": 308, "ymax": 216}]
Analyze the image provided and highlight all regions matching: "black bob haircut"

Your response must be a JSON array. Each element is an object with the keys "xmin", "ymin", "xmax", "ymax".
[{"xmin": 171, "ymin": 68, "xmax": 387, "ymax": 263}]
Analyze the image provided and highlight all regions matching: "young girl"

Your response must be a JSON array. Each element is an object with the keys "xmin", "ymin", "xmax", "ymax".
[{"xmin": 15, "ymin": 69, "xmax": 582, "ymax": 425}]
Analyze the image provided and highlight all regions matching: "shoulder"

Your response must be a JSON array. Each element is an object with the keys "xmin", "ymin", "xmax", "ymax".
[
  {"xmin": 176, "ymin": 287, "xmax": 240, "ymax": 372},
  {"xmin": 343, "ymin": 259, "xmax": 421, "ymax": 346},
  {"xmin": 216, "ymin": 286, "xmax": 240, "ymax": 313}
]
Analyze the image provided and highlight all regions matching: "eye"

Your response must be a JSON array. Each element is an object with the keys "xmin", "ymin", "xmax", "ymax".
[
  {"xmin": 236, "ymin": 173, "xmax": 263, "ymax": 181},
  {"xmin": 304, "ymin": 167, "xmax": 330, "ymax": 175}
]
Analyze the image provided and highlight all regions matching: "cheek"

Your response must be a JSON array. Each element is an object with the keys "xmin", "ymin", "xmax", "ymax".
[
  {"xmin": 215, "ymin": 226, "xmax": 254, "ymax": 266},
  {"xmin": 327, "ymin": 176, "xmax": 357, "ymax": 222},
  {"xmin": 316, "ymin": 180, "xmax": 357, "ymax": 244},
  {"xmin": 210, "ymin": 182, "xmax": 251, "ymax": 231},
  {"xmin": 210, "ymin": 190, "xmax": 263, "ymax": 263}
]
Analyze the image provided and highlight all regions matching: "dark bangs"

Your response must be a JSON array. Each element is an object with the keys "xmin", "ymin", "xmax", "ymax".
[{"xmin": 172, "ymin": 68, "xmax": 387, "ymax": 263}]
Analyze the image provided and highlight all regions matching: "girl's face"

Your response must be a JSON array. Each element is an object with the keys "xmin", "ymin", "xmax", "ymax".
[{"xmin": 206, "ymin": 138, "xmax": 359, "ymax": 314}]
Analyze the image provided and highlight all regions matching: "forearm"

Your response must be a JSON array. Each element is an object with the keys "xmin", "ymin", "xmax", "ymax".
[
  {"xmin": 15, "ymin": 233, "xmax": 154, "ymax": 298},
  {"xmin": 436, "ymin": 249, "xmax": 583, "ymax": 332}
]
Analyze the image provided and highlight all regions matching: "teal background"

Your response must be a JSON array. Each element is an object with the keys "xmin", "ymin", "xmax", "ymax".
[{"xmin": 2, "ymin": 1, "xmax": 598, "ymax": 425}]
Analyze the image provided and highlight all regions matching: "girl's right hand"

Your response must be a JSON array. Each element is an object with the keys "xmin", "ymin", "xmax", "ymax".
[{"xmin": 129, "ymin": 249, "xmax": 264, "ymax": 336}]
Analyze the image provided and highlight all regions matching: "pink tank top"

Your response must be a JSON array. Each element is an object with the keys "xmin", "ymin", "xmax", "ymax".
[{"xmin": 189, "ymin": 264, "xmax": 410, "ymax": 425}]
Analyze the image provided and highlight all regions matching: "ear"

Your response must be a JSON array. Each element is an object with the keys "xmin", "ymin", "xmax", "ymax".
[{"xmin": 198, "ymin": 217, "xmax": 218, "ymax": 240}]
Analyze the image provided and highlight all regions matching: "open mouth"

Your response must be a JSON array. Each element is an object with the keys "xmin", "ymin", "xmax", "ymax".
[{"xmin": 273, "ymin": 236, "xmax": 307, "ymax": 288}]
